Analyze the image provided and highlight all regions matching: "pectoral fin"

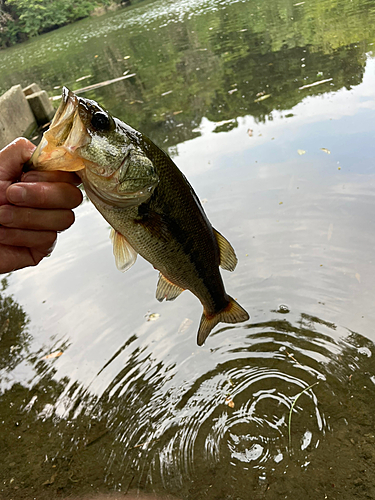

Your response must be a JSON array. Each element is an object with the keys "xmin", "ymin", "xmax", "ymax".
[
  {"xmin": 156, "ymin": 273, "xmax": 184, "ymax": 302},
  {"xmin": 213, "ymin": 228, "xmax": 238, "ymax": 271},
  {"xmin": 110, "ymin": 228, "xmax": 137, "ymax": 272}
]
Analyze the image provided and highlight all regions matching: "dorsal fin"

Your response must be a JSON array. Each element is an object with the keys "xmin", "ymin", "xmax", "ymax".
[
  {"xmin": 156, "ymin": 273, "xmax": 184, "ymax": 302},
  {"xmin": 110, "ymin": 228, "xmax": 138, "ymax": 272},
  {"xmin": 213, "ymin": 228, "xmax": 238, "ymax": 271}
]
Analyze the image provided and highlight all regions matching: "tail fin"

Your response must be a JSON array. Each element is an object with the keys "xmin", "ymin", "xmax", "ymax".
[{"xmin": 197, "ymin": 296, "xmax": 249, "ymax": 346}]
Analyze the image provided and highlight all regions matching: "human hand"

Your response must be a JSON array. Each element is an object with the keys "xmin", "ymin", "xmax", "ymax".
[{"xmin": 0, "ymin": 137, "xmax": 83, "ymax": 274}]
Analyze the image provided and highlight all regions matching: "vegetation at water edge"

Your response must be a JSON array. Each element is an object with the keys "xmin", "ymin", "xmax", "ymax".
[{"xmin": 0, "ymin": 0, "xmax": 143, "ymax": 48}]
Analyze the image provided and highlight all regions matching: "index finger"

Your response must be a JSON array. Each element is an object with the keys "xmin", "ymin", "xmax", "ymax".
[
  {"xmin": 22, "ymin": 170, "xmax": 82, "ymax": 186},
  {"xmin": 6, "ymin": 181, "xmax": 83, "ymax": 209}
]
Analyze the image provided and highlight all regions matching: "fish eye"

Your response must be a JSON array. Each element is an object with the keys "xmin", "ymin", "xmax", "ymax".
[{"xmin": 91, "ymin": 111, "xmax": 111, "ymax": 131}]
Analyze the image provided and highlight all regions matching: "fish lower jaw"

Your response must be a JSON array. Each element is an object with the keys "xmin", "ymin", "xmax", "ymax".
[{"xmin": 37, "ymin": 147, "xmax": 85, "ymax": 172}]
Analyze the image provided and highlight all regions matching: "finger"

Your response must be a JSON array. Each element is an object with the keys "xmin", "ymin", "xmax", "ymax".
[
  {"xmin": 0, "ymin": 138, "xmax": 35, "ymax": 181},
  {"xmin": 0, "ymin": 226, "xmax": 57, "ymax": 249},
  {"xmin": 0, "ymin": 244, "xmax": 46, "ymax": 273},
  {"xmin": 6, "ymin": 181, "xmax": 83, "ymax": 209},
  {"xmin": 22, "ymin": 170, "xmax": 82, "ymax": 186},
  {"xmin": 0, "ymin": 138, "xmax": 36, "ymax": 205},
  {"xmin": 0, "ymin": 205, "xmax": 75, "ymax": 231}
]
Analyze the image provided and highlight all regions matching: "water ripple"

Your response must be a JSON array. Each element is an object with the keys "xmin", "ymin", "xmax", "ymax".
[{"xmin": 76, "ymin": 314, "xmax": 375, "ymax": 497}]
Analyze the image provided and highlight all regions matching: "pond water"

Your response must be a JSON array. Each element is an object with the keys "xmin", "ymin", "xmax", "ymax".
[{"xmin": 1, "ymin": 0, "xmax": 375, "ymax": 498}]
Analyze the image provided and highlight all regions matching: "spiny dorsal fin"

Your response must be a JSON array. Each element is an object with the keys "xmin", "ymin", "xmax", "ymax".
[
  {"xmin": 110, "ymin": 228, "xmax": 138, "ymax": 272},
  {"xmin": 197, "ymin": 296, "xmax": 249, "ymax": 346},
  {"xmin": 213, "ymin": 228, "xmax": 238, "ymax": 272},
  {"xmin": 156, "ymin": 273, "xmax": 184, "ymax": 302}
]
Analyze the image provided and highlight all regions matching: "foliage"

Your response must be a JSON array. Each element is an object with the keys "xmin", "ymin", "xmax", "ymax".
[
  {"xmin": 0, "ymin": 0, "xmax": 374, "ymax": 148},
  {"xmin": 0, "ymin": 0, "xmax": 109, "ymax": 47}
]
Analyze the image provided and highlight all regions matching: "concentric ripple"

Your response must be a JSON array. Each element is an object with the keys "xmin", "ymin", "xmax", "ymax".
[
  {"xmin": 154, "ymin": 350, "xmax": 327, "ymax": 489},
  {"xmin": 93, "ymin": 313, "xmax": 372, "ymax": 496},
  {"xmin": 24, "ymin": 313, "xmax": 375, "ymax": 499},
  {"xmin": 206, "ymin": 367, "xmax": 324, "ymax": 469}
]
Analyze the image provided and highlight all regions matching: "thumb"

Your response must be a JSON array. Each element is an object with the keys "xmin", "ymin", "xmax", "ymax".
[{"xmin": 0, "ymin": 138, "xmax": 36, "ymax": 182}]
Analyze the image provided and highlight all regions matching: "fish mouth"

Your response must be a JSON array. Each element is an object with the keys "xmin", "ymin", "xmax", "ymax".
[
  {"xmin": 27, "ymin": 87, "xmax": 159, "ymax": 208},
  {"xmin": 27, "ymin": 87, "xmax": 90, "ymax": 172}
]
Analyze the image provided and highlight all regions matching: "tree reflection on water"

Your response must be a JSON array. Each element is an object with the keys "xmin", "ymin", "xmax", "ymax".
[{"xmin": 1, "ymin": 282, "xmax": 375, "ymax": 499}]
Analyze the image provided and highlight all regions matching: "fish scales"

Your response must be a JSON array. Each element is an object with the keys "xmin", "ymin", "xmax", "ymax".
[
  {"xmin": 97, "ymin": 132, "xmax": 227, "ymax": 316},
  {"xmin": 26, "ymin": 87, "xmax": 249, "ymax": 345}
]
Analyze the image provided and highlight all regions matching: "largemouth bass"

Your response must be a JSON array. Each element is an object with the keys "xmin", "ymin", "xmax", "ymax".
[{"xmin": 27, "ymin": 87, "xmax": 249, "ymax": 345}]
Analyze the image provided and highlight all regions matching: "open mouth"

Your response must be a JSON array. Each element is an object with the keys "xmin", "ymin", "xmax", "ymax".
[{"xmin": 26, "ymin": 87, "xmax": 90, "ymax": 172}]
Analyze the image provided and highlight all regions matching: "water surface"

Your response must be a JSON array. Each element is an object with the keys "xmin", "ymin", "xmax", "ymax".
[{"xmin": 1, "ymin": 0, "xmax": 375, "ymax": 498}]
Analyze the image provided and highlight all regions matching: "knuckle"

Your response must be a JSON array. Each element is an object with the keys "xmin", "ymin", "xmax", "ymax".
[
  {"xmin": 39, "ymin": 184, "xmax": 48, "ymax": 206},
  {"xmin": 25, "ymin": 207, "xmax": 32, "ymax": 227}
]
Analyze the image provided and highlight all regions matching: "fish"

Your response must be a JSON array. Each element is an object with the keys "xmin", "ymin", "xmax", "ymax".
[{"xmin": 27, "ymin": 87, "xmax": 249, "ymax": 345}]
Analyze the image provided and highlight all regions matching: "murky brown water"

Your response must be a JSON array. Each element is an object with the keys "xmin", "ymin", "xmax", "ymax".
[{"xmin": 1, "ymin": 0, "xmax": 375, "ymax": 498}]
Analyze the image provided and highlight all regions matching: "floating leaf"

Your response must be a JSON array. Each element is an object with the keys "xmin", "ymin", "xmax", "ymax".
[
  {"xmin": 297, "ymin": 149, "xmax": 306, "ymax": 155},
  {"xmin": 76, "ymin": 74, "xmax": 92, "ymax": 82},
  {"xmin": 299, "ymin": 78, "xmax": 333, "ymax": 90},
  {"xmin": 178, "ymin": 318, "xmax": 193, "ymax": 334},
  {"xmin": 147, "ymin": 313, "xmax": 160, "ymax": 321},
  {"xmin": 42, "ymin": 351, "xmax": 63, "ymax": 360},
  {"xmin": 225, "ymin": 396, "xmax": 235, "ymax": 408},
  {"xmin": 320, "ymin": 148, "xmax": 331, "ymax": 154},
  {"xmin": 254, "ymin": 94, "xmax": 271, "ymax": 103}
]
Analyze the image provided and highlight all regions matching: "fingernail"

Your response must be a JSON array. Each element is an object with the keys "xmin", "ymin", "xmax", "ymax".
[
  {"xmin": 0, "ymin": 207, "xmax": 13, "ymax": 224},
  {"xmin": 7, "ymin": 184, "xmax": 26, "ymax": 203}
]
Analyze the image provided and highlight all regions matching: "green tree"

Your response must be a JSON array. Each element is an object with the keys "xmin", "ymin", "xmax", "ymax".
[{"xmin": 0, "ymin": 0, "xmax": 110, "ymax": 47}]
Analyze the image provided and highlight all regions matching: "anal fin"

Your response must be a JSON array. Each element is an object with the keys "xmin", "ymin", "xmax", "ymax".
[
  {"xmin": 110, "ymin": 228, "xmax": 138, "ymax": 272},
  {"xmin": 213, "ymin": 228, "xmax": 238, "ymax": 272},
  {"xmin": 156, "ymin": 273, "xmax": 184, "ymax": 302}
]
